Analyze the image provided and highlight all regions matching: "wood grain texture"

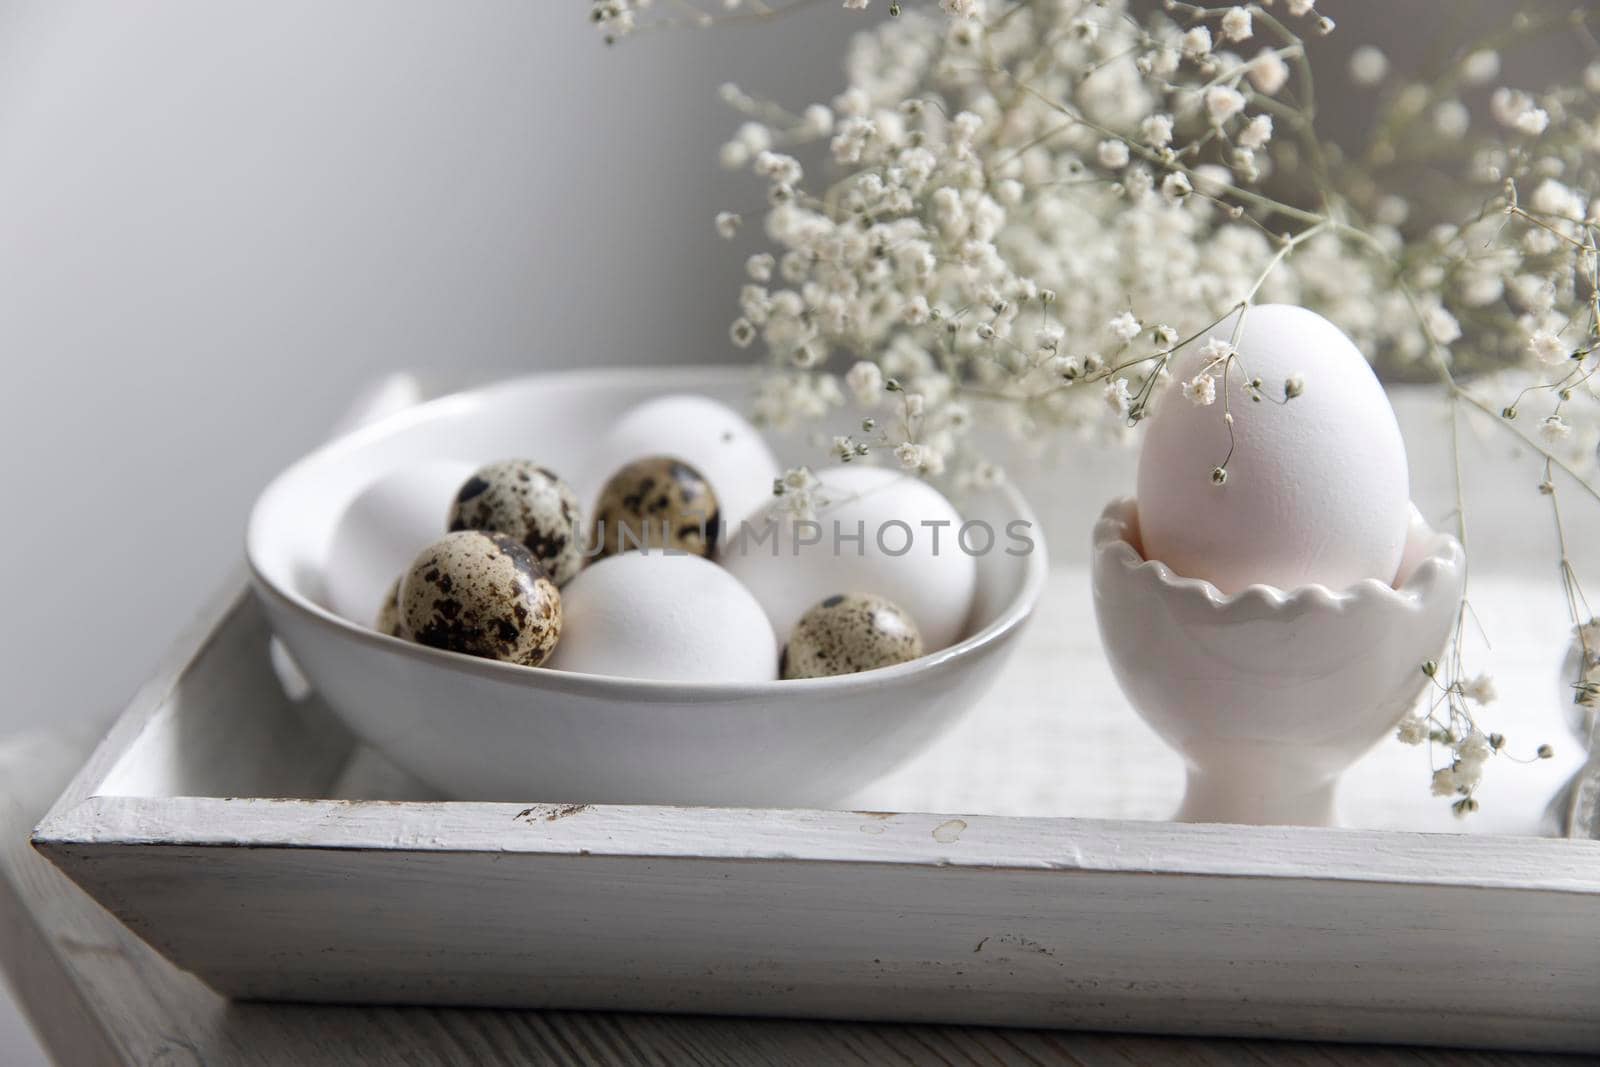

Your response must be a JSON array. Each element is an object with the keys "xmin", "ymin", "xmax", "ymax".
[
  {"xmin": 2, "ymin": 734, "xmax": 1581, "ymax": 1066},
  {"xmin": 21, "ymin": 590, "xmax": 1600, "ymax": 1053}
]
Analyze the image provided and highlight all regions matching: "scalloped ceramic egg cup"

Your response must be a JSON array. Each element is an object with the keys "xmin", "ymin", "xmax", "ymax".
[{"xmin": 1091, "ymin": 497, "xmax": 1466, "ymax": 828}]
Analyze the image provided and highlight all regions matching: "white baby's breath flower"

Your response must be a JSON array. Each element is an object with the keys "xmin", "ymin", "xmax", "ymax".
[
  {"xmin": 1181, "ymin": 26, "xmax": 1212, "ymax": 58},
  {"xmin": 1199, "ymin": 337, "xmax": 1236, "ymax": 363},
  {"xmin": 1421, "ymin": 302, "xmax": 1461, "ymax": 345},
  {"xmin": 1541, "ymin": 414, "xmax": 1572, "ymax": 443},
  {"xmin": 1430, "ymin": 767, "xmax": 1459, "ymax": 797},
  {"xmin": 1462, "ymin": 49, "xmax": 1500, "ymax": 85},
  {"xmin": 1514, "ymin": 107, "xmax": 1550, "ymax": 136},
  {"xmin": 714, "ymin": 211, "xmax": 742, "ymax": 239},
  {"xmin": 1249, "ymin": 48, "xmax": 1289, "ymax": 94},
  {"xmin": 1396, "ymin": 716, "xmax": 1429, "ymax": 745},
  {"xmin": 1528, "ymin": 329, "xmax": 1567, "ymax": 365},
  {"xmin": 1161, "ymin": 171, "xmax": 1193, "ymax": 202},
  {"xmin": 1220, "ymin": 7, "xmax": 1252, "ymax": 43},
  {"xmin": 1462, "ymin": 675, "xmax": 1498, "ymax": 706},
  {"xmin": 1531, "ymin": 178, "xmax": 1583, "ymax": 220},
  {"xmin": 1238, "ymin": 114, "xmax": 1273, "ymax": 150},
  {"xmin": 894, "ymin": 441, "xmax": 929, "ymax": 469},
  {"xmin": 846, "ymin": 360, "xmax": 883, "ymax": 406},
  {"xmin": 1108, "ymin": 311, "xmax": 1142, "ymax": 342},
  {"xmin": 1104, "ymin": 378, "xmax": 1133, "ymax": 419},
  {"xmin": 1286, "ymin": 0, "xmax": 1316, "ymax": 16},
  {"xmin": 1097, "ymin": 139, "xmax": 1131, "ymax": 169},
  {"xmin": 1433, "ymin": 100, "xmax": 1470, "ymax": 138},
  {"xmin": 940, "ymin": 0, "xmax": 982, "ymax": 19},
  {"xmin": 745, "ymin": 253, "xmax": 774, "ymax": 282},
  {"xmin": 1204, "ymin": 86, "xmax": 1246, "ymax": 126},
  {"xmin": 1348, "ymin": 46, "xmax": 1388, "ymax": 86},
  {"xmin": 1181, "ymin": 373, "xmax": 1217, "ymax": 406},
  {"xmin": 729, "ymin": 318, "xmax": 756, "ymax": 347},
  {"xmin": 1141, "ymin": 113, "xmax": 1175, "ymax": 148}
]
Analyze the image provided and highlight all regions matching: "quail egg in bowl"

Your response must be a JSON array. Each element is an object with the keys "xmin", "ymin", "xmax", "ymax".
[{"xmin": 246, "ymin": 366, "xmax": 1046, "ymax": 807}]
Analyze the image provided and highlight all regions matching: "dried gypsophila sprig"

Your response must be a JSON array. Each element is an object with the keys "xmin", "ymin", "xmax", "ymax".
[{"xmin": 607, "ymin": 0, "xmax": 1600, "ymax": 812}]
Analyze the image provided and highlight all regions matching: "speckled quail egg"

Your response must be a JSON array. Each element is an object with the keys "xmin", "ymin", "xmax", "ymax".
[
  {"xmin": 590, "ymin": 456, "xmax": 720, "ymax": 560},
  {"xmin": 375, "ymin": 577, "xmax": 406, "ymax": 638},
  {"xmin": 399, "ymin": 530, "xmax": 562, "ymax": 667},
  {"xmin": 781, "ymin": 594, "xmax": 925, "ymax": 679},
  {"xmin": 447, "ymin": 460, "xmax": 585, "ymax": 586}
]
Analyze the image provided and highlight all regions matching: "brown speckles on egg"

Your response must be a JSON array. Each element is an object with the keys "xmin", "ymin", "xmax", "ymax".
[
  {"xmin": 375, "ymin": 577, "xmax": 407, "ymax": 638},
  {"xmin": 590, "ymin": 456, "xmax": 720, "ymax": 560},
  {"xmin": 447, "ymin": 460, "xmax": 584, "ymax": 586},
  {"xmin": 781, "ymin": 593, "xmax": 924, "ymax": 679},
  {"xmin": 399, "ymin": 530, "xmax": 562, "ymax": 667}
]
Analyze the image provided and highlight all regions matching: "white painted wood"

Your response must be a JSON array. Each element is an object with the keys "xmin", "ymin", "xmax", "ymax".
[
  {"xmin": 14, "ymin": 738, "xmax": 1573, "ymax": 1067},
  {"xmin": 24, "ymin": 586, "xmax": 1600, "ymax": 1052}
]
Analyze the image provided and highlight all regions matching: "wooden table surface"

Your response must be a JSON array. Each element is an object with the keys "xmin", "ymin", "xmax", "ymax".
[{"xmin": 0, "ymin": 731, "xmax": 1583, "ymax": 1066}]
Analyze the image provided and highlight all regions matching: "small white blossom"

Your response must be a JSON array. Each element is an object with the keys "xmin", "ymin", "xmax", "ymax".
[
  {"xmin": 940, "ymin": 0, "xmax": 982, "ymax": 19},
  {"xmin": 894, "ymin": 441, "xmax": 929, "ymax": 469},
  {"xmin": 1541, "ymin": 414, "xmax": 1572, "ymax": 443},
  {"xmin": 1204, "ymin": 86, "xmax": 1246, "ymax": 126},
  {"xmin": 845, "ymin": 360, "xmax": 883, "ymax": 406},
  {"xmin": 1199, "ymin": 337, "xmax": 1236, "ymax": 363},
  {"xmin": 1238, "ymin": 114, "xmax": 1273, "ymax": 150},
  {"xmin": 1514, "ymin": 107, "xmax": 1550, "ymax": 136},
  {"xmin": 1433, "ymin": 100, "xmax": 1470, "ymax": 138},
  {"xmin": 1181, "ymin": 373, "xmax": 1217, "ymax": 406},
  {"xmin": 729, "ymin": 318, "xmax": 756, "ymax": 348},
  {"xmin": 1220, "ymin": 7, "xmax": 1252, "ymax": 43},
  {"xmin": 1108, "ymin": 311, "xmax": 1142, "ymax": 342},
  {"xmin": 745, "ymin": 253, "xmax": 774, "ymax": 282},
  {"xmin": 1528, "ymin": 329, "xmax": 1566, "ymax": 365},
  {"xmin": 1181, "ymin": 26, "xmax": 1212, "ymax": 58},
  {"xmin": 843, "ymin": 0, "xmax": 869, "ymax": 9},
  {"xmin": 1249, "ymin": 49, "xmax": 1289, "ymax": 94},
  {"xmin": 1462, "ymin": 49, "xmax": 1500, "ymax": 85},
  {"xmin": 1097, "ymin": 139, "xmax": 1131, "ymax": 169},
  {"xmin": 1104, "ymin": 378, "xmax": 1133, "ymax": 419},
  {"xmin": 714, "ymin": 211, "xmax": 742, "ymax": 239},
  {"xmin": 1348, "ymin": 46, "xmax": 1388, "ymax": 86},
  {"xmin": 1430, "ymin": 767, "xmax": 1459, "ymax": 797},
  {"xmin": 1531, "ymin": 178, "xmax": 1584, "ymax": 220},
  {"xmin": 1141, "ymin": 114, "xmax": 1175, "ymax": 148},
  {"xmin": 1161, "ymin": 171, "xmax": 1193, "ymax": 202},
  {"xmin": 1462, "ymin": 676, "xmax": 1498, "ymax": 707},
  {"xmin": 1396, "ymin": 717, "xmax": 1429, "ymax": 745},
  {"xmin": 1286, "ymin": 0, "xmax": 1316, "ymax": 16},
  {"xmin": 1421, "ymin": 302, "xmax": 1461, "ymax": 345}
]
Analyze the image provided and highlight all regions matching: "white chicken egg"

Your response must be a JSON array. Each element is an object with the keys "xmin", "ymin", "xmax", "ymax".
[
  {"xmin": 547, "ymin": 551, "xmax": 777, "ymax": 683},
  {"xmin": 1135, "ymin": 304, "xmax": 1410, "ymax": 595},
  {"xmin": 323, "ymin": 459, "xmax": 479, "ymax": 628},
  {"xmin": 720, "ymin": 465, "xmax": 977, "ymax": 651},
  {"xmin": 588, "ymin": 394, "xmax": 779, "ymax": 531}
]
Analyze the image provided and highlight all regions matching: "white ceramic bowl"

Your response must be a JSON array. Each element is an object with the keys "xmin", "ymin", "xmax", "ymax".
[{"xmin": 247, "ymin": 366, "xmax": 1047, "ymax": 806}]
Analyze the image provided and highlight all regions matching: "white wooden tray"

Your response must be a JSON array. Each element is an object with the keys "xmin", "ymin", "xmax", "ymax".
[{"xmin": 28, "ymin": 375, "xmax": 1600, "ymax": 1053}]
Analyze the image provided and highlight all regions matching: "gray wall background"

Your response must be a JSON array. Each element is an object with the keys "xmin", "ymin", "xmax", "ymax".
[{"xmin": 0, "ymin": 2, "xmax": 1582, "ymax": 1062}]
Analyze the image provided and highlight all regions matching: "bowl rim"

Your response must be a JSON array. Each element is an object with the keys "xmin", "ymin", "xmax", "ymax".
[{"xmin": 246, "ymin": 364, "xmax": 1051, "ymax": 697}]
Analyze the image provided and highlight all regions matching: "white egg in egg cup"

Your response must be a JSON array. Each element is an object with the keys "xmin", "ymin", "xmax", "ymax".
[{"xmin": 1091, "ymin": 497, "xmax": 1465, "ymax": 828}]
